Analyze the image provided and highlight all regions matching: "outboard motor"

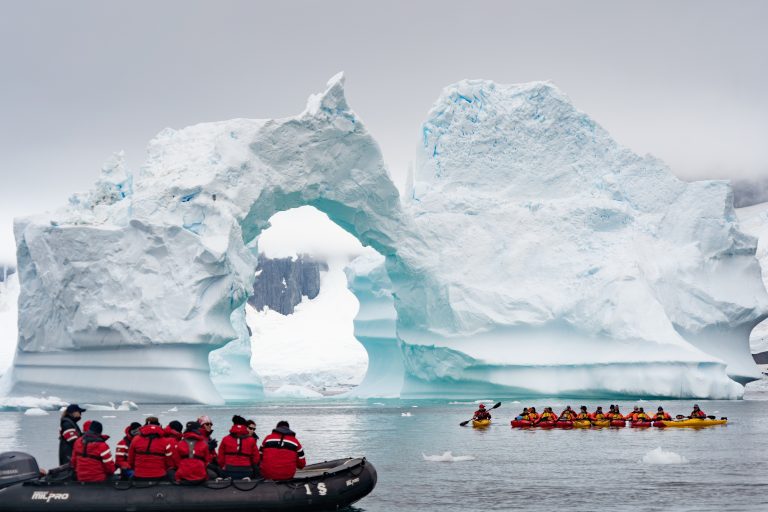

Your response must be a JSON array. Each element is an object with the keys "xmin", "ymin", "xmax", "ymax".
[{"xmin": 0, "ymin": 452, "xmax": 40, "ymax": 489}]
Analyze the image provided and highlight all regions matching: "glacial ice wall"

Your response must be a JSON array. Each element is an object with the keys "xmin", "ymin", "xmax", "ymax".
[
  {"xmin": 7, "ymin": 74, "xmax": 767, "ymax": 403},
  {"xmin": 735, "ymin": 202, "xmax": 768, "ymax": 358}
]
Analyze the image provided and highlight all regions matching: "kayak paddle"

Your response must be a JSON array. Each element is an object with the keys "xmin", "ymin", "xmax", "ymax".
[{"xmin": 459, "ymin": 402, "xmax": 501, "ymax": 426}]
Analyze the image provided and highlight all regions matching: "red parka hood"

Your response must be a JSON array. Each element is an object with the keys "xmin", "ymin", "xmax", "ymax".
[
  {"xmin": 164, "ymin": 426, "xmax": 182, "ymax": 440},
  {"xmin": 229, "ymin": 424, "xmax": 250, "ymax": 436},
  {"xmin": 182, "ymin": 431, "xmax": 205, "ymax": 441},
  {"xmin": 138, "ymin": 424, "xmax": 164, "ymax": 436}
]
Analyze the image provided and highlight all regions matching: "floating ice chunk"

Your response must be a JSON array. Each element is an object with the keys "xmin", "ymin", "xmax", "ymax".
[
  {"xmin": 0, "ymin": 395, "xmax": 67, "ymax": 411},
  {"xmin": 474, "ymin": 400, "xmax": 495, "ymax": 404},
  {"xmin": 102, "ymin": 415, "xmax": 116, "ymax": 418},
  {"xmin": 411, "ymin": 405, "xmax": 418, "ymax": 408},
  {"xmin": 422, "ymin": 451, "xmax": 476, "ymax": 462},
  {"xmin": 24, "ymin": 408, "xmax": 48, "ymax": 416},
  {"xmin": 83, "ymin": 400, "xmax": 139, "ymax": 411},
  {"xmin": 401, "ymin": 412, "xmax": 412, "ymax": 417},
  {"xmin": 167, "ymin": 406, "xmax": 178, "ymax": 412},
  {"xmin": 641, "ymin": 447, "xmax": 688, "ymax": 465},
  {"xmin": 118, "ymin": 401, "xmax": 139, "ymax": 411}
]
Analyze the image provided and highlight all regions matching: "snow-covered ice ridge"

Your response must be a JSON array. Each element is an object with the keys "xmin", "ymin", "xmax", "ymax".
[{"xmin": 8, "ymin": 74, "xmax": 767, "ymax": 403}]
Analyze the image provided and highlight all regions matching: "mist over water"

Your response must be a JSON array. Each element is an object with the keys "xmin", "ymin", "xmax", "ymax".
[{"xmin": 2, "ymin": 398, "xmax": 768, "ymax": 511}]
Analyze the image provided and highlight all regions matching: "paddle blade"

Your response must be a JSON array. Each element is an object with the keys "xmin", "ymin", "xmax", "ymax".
[
  {"xmin": 491, "ymin": 402, "xmax": 502, "ymax": 410},
  {"xmin": 459, "ymin": 420, "xmax": 470, "ymax": 426}
]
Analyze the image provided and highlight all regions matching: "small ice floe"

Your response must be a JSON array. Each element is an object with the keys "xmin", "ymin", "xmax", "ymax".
[
  {"xmin": 83, "ymin": 401, "xmax": 139, "ymax": 411},
  {"xmin": 511, "ymin": 400, "xmax": 521, "ymax": 404},
  {"xmin": 0, "ymin": 396, "xmax": 67, "ymax": 411},
  {"xmin": 422, "ymin": 451, "xmax": 476, "ymax": 462},
  {"xmin": 401, "ymin": 412, "xmax": 412, "ymax": 417},
  {"xmin": 167, "ymin": 406, "xmax": 179, "ymax": 412},
  {"xmin": 372, "ymin": 402, "xmax": 385, "ymax": 406},
  {"xmin": 448, "ymin": 401, "xmax": 474, "ymax": 405},
  {"xmin": 102, "ymin": 415, "xmax": 116, "ymax": 419},
  {"xmin": 24, "ymin": 408, "xmax": 49, "ymax": 416},
  {"xmin": 411, "ymin": 405, "xmax": 418, "ymax": 408},
  {"xmin": 473, "ymin": 399, "xmax": 495, "ymax": 404},
  {"xmin": 641, "ymin": 447, "xmax": 688, "ymax": 465}
]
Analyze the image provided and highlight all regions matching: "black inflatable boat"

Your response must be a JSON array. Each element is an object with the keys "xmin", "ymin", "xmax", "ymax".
[{"xmin": 0, "ymin": 452, "xmax": 377, "ymax": 511}]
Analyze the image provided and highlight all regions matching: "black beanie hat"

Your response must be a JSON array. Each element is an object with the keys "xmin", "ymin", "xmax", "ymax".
[
  {"xmin": 232, "ymin": 415, "xmax": 247, "ymax": 426},
  {"xmin": 168, "ymin": 420, "xmax": 183, "ymax": 433},
  {"xmin": 88, "ymin": 420, "xmax": 103, "ymax": 434},
  {"xmin": 185, "ymin": 421, "xmax": 201, "ymax": 433}
]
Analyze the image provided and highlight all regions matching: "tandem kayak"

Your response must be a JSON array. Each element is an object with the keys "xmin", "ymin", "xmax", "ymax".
[
  {"xmin": 660, "ymin": 418, "xmax": 727, "ymax": 428},
  {"xmin": 630, "ymin": 421, "xmax": 653, "ymax": 428},
  {"xmin": 555, "ymin": 420, "xmax": 573, "ymax": 429},
  {"xmin": 591, "ymin": 419, "xmax": 610, "ymax": 428},
  {"xmin": 610, "ymin": 419, "xmax": 626, "ymax": 428},
  {"xmin": 535, "ymin": 421, "xmax": 555, "ymax": 429},
  {"xmin": 472, "ymin": 419, "xmax": 492, "ymax": 428},
  {"xmin": 0, "ymin": 452, "xmax": 377, "ymax": 512},
  {"xmin": 573, "ymin": 420, "xmax": 591, "ymax": 429},
  {"xmin": 511, "ymin": 420, "xmax": 532, "ymax": 428}
]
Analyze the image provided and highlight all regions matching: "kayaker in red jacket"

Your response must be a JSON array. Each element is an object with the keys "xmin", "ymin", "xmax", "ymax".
[
  {"xmin": 558, "ymin": 406, "xmax": 576, "ymax": 421},
  {"xmin": 589, "ymin": 406, "xmax": 605, "ymax": 421},
  {"xmin": 260, "ymin": 421, "xmax": 306, "ymax": 480},
  {"xmin": 689, "ymin": 404, "xmax": 707, "ymax": 418},
  {"xmin": 173, "ymin": 421, "xmax": 210, "ymax": 483},
  {"xmin": 624, "ymin": 406, "xmax": 640, "ymax": 421},
  {"xmin": 537, "ymin": 407, "xmax": 557, "ymax": 423},
  {"xmin": 635, "ymin": 408, "xmax": 651, "ymax": 421},
  {"xmin": 128, "ymin": 417, "xmax": 173, "ymax": 480},
  {"xmin": 527, "ymin": 407, "xmax": 540, "ymax": 423},
  {"xmin": 218, "ymin": 415, "xmax": 260, "ymax": 479},
  {"xmin": 115, "ymin": 422, "xmax": 141, "ymax": 477},
  {"xmin": 575, "ymin": 406, "xmax": 590, "ymax": 420},
  {"xmin": 473, "ymin": 404, "xmax": 491, "ymax": 421},
  {"xmin": 71, "ymin": 421, "xmax": 115, "ymax": 482},
  {"xmin": 653, "ymin": 407, "xmax": 672, "ymax": 421}
]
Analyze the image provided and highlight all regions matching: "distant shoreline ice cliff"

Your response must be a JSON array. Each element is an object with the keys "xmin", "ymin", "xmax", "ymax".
[{"xmin": 5, "ymin": 74, "xmax": 767, "ymax": 403}]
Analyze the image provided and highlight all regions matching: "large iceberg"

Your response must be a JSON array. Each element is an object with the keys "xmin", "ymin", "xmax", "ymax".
[
  {"xmin": 735, "ymin": 202, "xmax": 768, "ymax": 358},
  {"xmin": 7, "ymin": 74, "xmax": 767, "ymax": 403}
]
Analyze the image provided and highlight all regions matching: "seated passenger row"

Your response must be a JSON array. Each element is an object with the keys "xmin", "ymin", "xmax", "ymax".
[{"xmin": 59, "ymin": 404, "xmax": 305, "ymax": 483}]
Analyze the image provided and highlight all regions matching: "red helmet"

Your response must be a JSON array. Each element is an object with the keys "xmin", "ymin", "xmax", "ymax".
[{"xmin": 478, "ymin": 404, "xmax": 486, "ymax": 409}]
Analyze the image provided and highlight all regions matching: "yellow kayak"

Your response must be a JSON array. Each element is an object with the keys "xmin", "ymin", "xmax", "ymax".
[
  {"xmin": 472, "ymin": 419, "xmax": 492, "ymax": 428},
  {"xmin": 661, "ymin": 418, "xmax": 727, "ymax": 428},
  {"xmin": 591, "ymin": 419, "xmax": 610, "ymax": 428},
  {"xmin": 573, "ymin": 420, "xmax": 591, "ymax": 429}
]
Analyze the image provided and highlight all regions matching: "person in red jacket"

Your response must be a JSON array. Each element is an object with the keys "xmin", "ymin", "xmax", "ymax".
[
  {"xmin": 173, "ymin": 421, "xmax": 210, "ymax": 484},
  {"xmin": 218, "ymin": 415, "xmax": 260, "ymax": 479},
  {"xmin": 689, "ymin": 404, "xmax": 707, "ymax": 419},
  {"xmin": 472, "ymin": 404, "xmax": 491, "ymax": 421},
  {"xmin": 260, "ymin": 421, "xmax": 306, "ymax": 481},
  {"xmin": 653, "ymin": 407, "xmax": 672, "ymax": 421},
  {"xmin": 164, "ymin": 420, "xmax": 183, "ymax": 468},
  {"xmin": 589, "ymin": 406, "xmax": 606, "ymax": 421},
  {"xmin": 115, "ymin": 422, "xmax": 141, "ymax": 478},
  {"xmin": 128, "ymin": 416, "xmax": 173, "ymax": 480},
  {"xmin": 71, "ymin": 421, "xmax": 115, "ymax": 482}
]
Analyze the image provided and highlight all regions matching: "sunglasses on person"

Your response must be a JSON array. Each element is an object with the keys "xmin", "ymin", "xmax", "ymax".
[
  {"xmin": 247, "ymin": 426, "xmax": 256, "ymax": 431},
  {"xmin": 203, "ymin": 422, "xmax": 212, "ymax": 426}
]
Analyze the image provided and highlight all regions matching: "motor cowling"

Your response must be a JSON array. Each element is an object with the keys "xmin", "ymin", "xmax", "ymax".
[{"xmin": 0, "ymin": 452, "xmax": 40, "ymax": 489}]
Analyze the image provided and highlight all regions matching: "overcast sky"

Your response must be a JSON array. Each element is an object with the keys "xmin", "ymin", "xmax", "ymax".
[{"xmin": 1, "ymin": 0, "xmax": 767, "ymax": 263}]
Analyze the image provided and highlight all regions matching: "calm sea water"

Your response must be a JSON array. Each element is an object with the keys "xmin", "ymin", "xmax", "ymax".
[{"xmin": 2, "ymin": 397, "xmax": 767, "ymax": 511}]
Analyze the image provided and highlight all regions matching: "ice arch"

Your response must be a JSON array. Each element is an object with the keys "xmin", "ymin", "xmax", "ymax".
[{"xmin": 9, "ymin": 74, "xmax": 405, "ymax": 403}]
